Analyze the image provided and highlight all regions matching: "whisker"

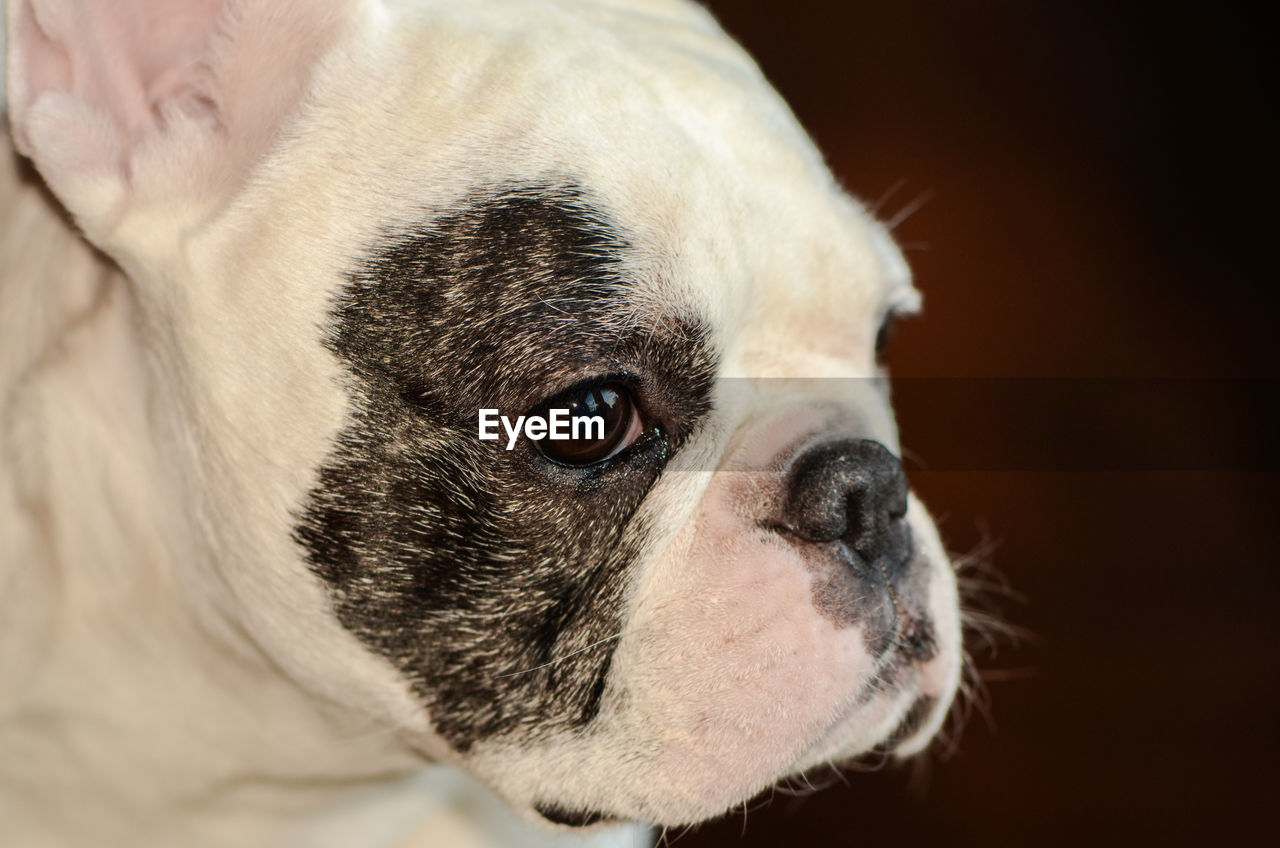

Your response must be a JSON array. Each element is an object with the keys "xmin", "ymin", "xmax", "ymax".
[
  {"xmin": 885, "ymin": 189, "xmax": 934, "ymax": 230},
  {"xmin": 870, "ymin": 178, "xmax": 909, "ymax": 214},
  {"xmin": 978, "ymin": 666, "xmax": 1040, "ymax": 683}
]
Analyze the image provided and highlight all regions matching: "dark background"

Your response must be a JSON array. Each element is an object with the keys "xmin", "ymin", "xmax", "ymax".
[{"xmin": 685, "ymin": 2, "xmax": 1278, "ymax": 845}]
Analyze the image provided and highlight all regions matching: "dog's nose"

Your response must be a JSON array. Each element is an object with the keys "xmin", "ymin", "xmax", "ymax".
[{"xmin": 782, "ymin": 438, "xmax": 912, "ymax": 579}]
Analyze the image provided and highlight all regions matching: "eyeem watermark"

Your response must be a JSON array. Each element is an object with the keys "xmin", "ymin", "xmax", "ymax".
[{"xmin": 479, "ymin": 409, "xmax": 605, "ymax": 450}]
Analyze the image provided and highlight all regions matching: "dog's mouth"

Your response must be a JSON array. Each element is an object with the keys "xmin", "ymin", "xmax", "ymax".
[
  {"xmin": 780, "ymin": 554, "xmax": 952, "ymax": 773},
  {"xmin": 774, "ymin": 692, "xmax": 940, "ymax": 799},
  {"xmin": 882, "ymin": 694, "xmax": 941, "ymax": 752},
  {"xmin": 881, "ymin": 606, "xmax": 941, "ymax": 669},
  {"xmin": 786, "ymin": 668, "xmax": 939, "ymax": 779},
  {"xmin": 873, "ymin": 622, "xmax": 945, "ymax": 744}
]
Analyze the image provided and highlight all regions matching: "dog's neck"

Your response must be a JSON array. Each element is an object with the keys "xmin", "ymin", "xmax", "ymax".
[{"xmin": 0, "ymin": 143, "xmax": 427, "ymax": 847}]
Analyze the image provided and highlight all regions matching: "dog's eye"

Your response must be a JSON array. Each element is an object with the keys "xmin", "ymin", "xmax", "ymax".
[
  {"xmin": 535, "ymin": 382, "xmax": 643, "ymax": 466},
  {"xmin": 875, "ymin": 312, "xmax": 897, "ymax": 363}
]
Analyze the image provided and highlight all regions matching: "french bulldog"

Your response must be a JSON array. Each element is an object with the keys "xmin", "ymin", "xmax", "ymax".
[{"xmin": 0, "ymin": 1, "xmax": 963, "ymax": 846}]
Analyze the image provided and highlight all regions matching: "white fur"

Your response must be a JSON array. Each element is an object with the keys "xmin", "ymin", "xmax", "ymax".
[{"xmin": 2, "ymin": 1, "xmax": 961, "ymax": 845}]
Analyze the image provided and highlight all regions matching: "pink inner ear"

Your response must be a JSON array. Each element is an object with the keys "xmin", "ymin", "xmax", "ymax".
[
  {"xmin": 11, "ymin": 0, "xmax": 341, "ymax": 200},
  {"xmin": 15, "ymin": 0, "xmax": 226, "ymax": 146}
]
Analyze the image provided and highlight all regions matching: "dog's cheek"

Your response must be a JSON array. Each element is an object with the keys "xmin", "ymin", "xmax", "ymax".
[{"xmin": 611, "ymin": 474, "xmax": 878, "ymax": 819}]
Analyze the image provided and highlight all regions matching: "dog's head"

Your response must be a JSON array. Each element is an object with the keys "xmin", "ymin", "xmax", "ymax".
[{"xmin": 8, "ymin": 0, "xmax": 960, "ymax": 828}]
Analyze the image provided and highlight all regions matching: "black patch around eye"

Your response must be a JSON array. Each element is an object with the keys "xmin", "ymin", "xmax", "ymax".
[{"xmin": 294, "ymin": 180, "xmax": 717, "ymax": 753}]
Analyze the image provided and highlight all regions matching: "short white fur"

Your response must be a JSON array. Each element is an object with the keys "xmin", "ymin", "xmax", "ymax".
[{"xmin": 1, "ymin": 2, "xmax": 961, "ymax": 846}]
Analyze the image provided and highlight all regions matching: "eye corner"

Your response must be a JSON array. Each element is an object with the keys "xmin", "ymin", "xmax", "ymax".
[
  {"xmin": 874, "ymin": 292, "xmax": 921, "ymax": 364},
  {"xmin": 874, "ymin": 311, "xmax": 899, "ymax": 362}
]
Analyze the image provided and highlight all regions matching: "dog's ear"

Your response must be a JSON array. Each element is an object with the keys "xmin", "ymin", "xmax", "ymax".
[{"xmin": 5, "ymin": 0, "xmax": 346, "ymax": 236}]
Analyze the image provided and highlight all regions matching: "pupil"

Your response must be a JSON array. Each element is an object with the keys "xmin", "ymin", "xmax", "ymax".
[{"xmin": 542, "ymin": 382, "xmax": 631, "ymax": 465}]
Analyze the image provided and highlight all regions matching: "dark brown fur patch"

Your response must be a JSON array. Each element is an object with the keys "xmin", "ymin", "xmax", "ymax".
[{"xmin": 295, "ymin": 181, "xmax": 717, "ymax": 751}]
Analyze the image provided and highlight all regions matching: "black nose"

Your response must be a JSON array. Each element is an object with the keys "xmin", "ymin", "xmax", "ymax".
[{"xmin": 782, "ymin": 438, "xmax": 912, "ymax": 579}]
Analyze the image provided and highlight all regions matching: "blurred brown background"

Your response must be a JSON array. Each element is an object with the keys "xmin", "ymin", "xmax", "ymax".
[{"xmin": 686, "ymin": 1, "xmax": 1278, "ymax": 845}]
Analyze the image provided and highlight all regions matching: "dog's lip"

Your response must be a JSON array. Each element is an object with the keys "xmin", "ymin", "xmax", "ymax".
[
  {"xmin": 788, "ymin": 600, "xmax": 941, "ymax": 770},
  {"xmin": 880, "ymin": 694, "xmax": 940, "ymax": 752},
  {"xmin": 788, "ymin": 674, "xmax": 921, "ymax": 771}
]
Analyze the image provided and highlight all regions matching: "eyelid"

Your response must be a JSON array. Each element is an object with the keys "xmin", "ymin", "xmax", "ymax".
[{"xmin": 533, "ymin": 373, "xmax": 630, "ymax": 418}]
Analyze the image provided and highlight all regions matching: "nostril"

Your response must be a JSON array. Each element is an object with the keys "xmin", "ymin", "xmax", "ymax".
[{"xmin": 781, "ymin": 438, "xmax": 912, "ymax": 569}]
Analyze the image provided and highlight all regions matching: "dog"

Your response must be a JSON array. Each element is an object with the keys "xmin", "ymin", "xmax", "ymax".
[{"xmin": 0, "ymin": 1, "xmax": 963, "ymax": 845}]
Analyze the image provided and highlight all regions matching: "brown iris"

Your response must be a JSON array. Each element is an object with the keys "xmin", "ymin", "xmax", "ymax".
[{"xmin": 536, "ymin": 382, "xmax": 637, "ymax": 466}]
